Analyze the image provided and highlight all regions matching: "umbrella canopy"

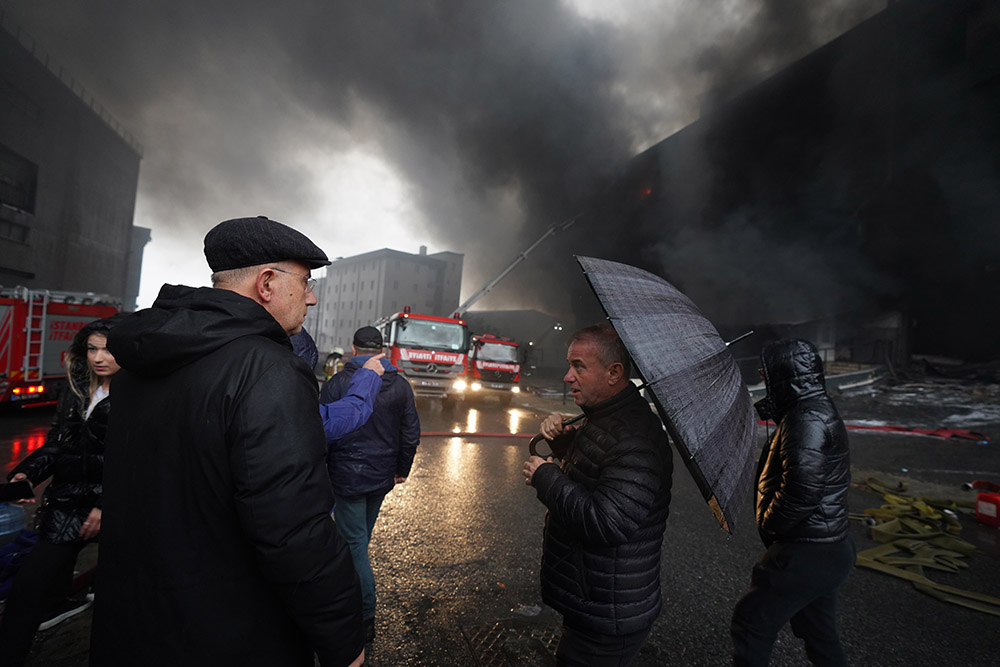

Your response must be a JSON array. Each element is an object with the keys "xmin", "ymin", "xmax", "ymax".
[{"xmin": 577, "ymin": 256, "xmax": 758, "ymax": 533}]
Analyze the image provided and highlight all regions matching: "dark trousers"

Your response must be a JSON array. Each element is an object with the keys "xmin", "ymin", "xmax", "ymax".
[
  {"xmin": 0, "ymin": 539, "xmax": 85, "ymax": 667},
  {"xmin": 555, "ymin": 623, "xmax": 652, "ymax": 667},
  {"xmin": 731, "ymin": 538, "xmax": 855, "ymax": 667},
  {"xmin": 333, "ymin": 493, "xmax": 387, "ymax": 620}
]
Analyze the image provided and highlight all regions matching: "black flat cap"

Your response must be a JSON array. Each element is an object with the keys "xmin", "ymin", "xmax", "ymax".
[
  {"xmin": 204, "ymin": 216, "xmax": 331, "ymax": 272},
  {"xmin": 353, "ymin": 326, "xmax": 383, "ymax": 349}
]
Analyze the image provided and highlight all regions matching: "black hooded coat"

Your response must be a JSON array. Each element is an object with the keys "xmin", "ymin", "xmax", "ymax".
[
  {"xmin": 754, "ymin": 339, "xmax": 851, "ymax": 546},
  {"xmin": 91, "ymin": 285, "xmax": 363, "ymax": 667}
]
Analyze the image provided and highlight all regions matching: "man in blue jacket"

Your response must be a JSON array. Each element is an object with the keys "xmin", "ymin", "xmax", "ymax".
[{"xmin": 320, "ymin": 326, "xmax": 421, "ymax": 644}]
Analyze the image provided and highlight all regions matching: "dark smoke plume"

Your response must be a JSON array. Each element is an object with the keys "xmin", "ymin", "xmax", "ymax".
[{"xmin": 3, "ymin": 0, "xmax": 885, "ymax": 321}]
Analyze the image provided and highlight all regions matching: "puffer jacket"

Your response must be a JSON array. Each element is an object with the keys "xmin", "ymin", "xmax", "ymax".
[
  {"xmin": 10, "ymin": 315, "xmax": 123, "ymax": 544},
  {"xmin": 531, "ymin": 383, "xmax": 672, "ymax": 635},
  {"xmin": 92, "ymin": 285, "xmax": 363, "ymax": 667},
  {"xmin": 754, "ymin": 339, "xmax": 850, "ymax": 545},
  {"xmin": 320, "ymin": 355, "xmax": 420, "ymax": 498}
]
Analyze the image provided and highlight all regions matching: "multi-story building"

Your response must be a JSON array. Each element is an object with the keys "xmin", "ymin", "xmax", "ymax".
[
  {"xmin": 0, "ymin": 16, "xmax": 147, "ymax": 309},
  {"xmin": 306, "ymin": 246, "xmax": 463, "ymax": 354}
]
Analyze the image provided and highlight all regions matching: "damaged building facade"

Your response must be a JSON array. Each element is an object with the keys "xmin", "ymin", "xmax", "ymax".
[{"xmin": 565, "ymin": 0, "xmax": 998, "ymax": 371}]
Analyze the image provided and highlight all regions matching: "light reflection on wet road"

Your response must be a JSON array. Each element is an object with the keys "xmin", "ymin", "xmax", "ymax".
[{"xmin": 3, "ymin": 385, "xmax": 999, "ymax": 666}]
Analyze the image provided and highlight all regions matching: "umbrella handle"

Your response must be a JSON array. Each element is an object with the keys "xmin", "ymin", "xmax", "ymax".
[
  {"xmin": 528, "ymin": 433, "xmax": 552, "ymax": 458},
  {"xmin": 529, "ymin": 413, "xmax": 588, "ymax": 457}
]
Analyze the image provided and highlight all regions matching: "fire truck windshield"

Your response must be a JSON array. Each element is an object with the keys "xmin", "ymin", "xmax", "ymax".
[
  {"xmin": 396, "ymin": 319, "xmax": 466, "ymax": 351},
  {"xmin": 478, "ymin": 342, "xmax": 518, "ymax": 363}
]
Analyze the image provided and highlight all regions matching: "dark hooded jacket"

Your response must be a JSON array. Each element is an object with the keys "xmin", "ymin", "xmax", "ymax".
[
  {"xmin": 754, "ymin": 339, "xmax": 850, "ymax": 546},
  {"xmin": 531, "ymin": 383, "xmax": 672, "ymax": 635},
  {"xmin": 320, "ymin": 355, "xmax": 420, "ymax": 498},
  {"xmin": 91, "ymin": 285, "xmax": 363, "ymax": 667},
  {"xmin": 10, "ymin": 314, "xmax": 125, "ymax": 545}
]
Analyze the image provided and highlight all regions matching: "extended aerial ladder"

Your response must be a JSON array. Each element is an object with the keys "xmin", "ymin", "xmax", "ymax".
[{"xmin": 453, "ymin": 215, "xmax": 578, "ymax": 317}]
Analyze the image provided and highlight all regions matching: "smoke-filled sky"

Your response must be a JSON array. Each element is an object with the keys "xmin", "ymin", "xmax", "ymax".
[{"xmin": 3, "ymin": 0, "xmax": 884, "ymax": 310}]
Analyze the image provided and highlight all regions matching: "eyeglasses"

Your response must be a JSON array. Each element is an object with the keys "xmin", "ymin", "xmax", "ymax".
[{"xmin": 269, "ymin": 267, "xmax": 317, "ymax": 293}]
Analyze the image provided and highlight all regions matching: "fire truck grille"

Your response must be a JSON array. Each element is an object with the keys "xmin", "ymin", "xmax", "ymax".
[
  {"xmin": 399, "ymin": 360, "xmax": 463, "ymax": 378},
  {"xmin": 484, "ymin": 370, "xmax": 517, "ymax": 383}
]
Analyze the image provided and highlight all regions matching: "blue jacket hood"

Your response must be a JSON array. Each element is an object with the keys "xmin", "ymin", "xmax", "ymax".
[{"xmin": 345, "ymin": 355, "xmax": 398, "ymax": 378}]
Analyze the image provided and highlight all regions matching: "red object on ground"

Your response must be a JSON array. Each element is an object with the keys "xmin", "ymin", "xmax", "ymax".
[
  {"xmin": 975, "ymin": 492, "xmax": 1000, "ymax": 527},
  {"xmin": 756, "ymin": 421, "xmax": 990, "ymax": 444}
]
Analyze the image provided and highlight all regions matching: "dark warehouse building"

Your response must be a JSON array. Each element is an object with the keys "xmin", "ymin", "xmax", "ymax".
[
  {"xmin": 0, "ymin": 14, "xmax": 147, "ymax": 308},
  {"xmin": 565, "ymin": 0, "xmax": 999, "ymax": 365}
]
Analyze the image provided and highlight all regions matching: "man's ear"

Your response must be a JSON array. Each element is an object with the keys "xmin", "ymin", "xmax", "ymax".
[
  {"xmin": 606, "ymin": 361, "xmax": 625, "ymax": 385},
  {"xmin": 255, "ymin": 268, "xmax": 276, "ymax": 304}
]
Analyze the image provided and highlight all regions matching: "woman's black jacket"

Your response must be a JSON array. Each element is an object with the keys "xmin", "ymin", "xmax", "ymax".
[{"xmin": 9, "ymin": 326, "xmax": 113, "ymax": 545}]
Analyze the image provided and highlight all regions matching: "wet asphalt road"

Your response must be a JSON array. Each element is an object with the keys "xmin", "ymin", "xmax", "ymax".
[{"xmin": 1, "ymin": 377, "xmax": 999, "ymax": 666}]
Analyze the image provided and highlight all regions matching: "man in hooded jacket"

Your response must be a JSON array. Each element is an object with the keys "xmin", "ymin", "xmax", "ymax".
[
  {"xmin": 93, "ymin": 216, "xmax": 371, "ymax": 667},
  {"xmin": 731, "ymin": 339, "xmax": 854, "ymax": 667},
  {"xmin": 320, "ymin": 325, "xmax": 420, "ymax": 644}
]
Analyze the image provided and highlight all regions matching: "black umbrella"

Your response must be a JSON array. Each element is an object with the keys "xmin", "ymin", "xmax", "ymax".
[{"xmin": 576, "ymin": 255, "xmax": 758, "ymax": 533}]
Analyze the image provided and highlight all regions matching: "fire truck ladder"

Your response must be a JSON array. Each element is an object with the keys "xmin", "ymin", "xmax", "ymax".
[{"xmin": 22, "ymin": 289, "xmax": 48, "ymax": 383}]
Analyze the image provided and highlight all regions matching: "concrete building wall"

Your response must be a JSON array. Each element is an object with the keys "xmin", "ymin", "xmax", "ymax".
[{"xmin": 0, "ymin": 21, "xmax": 143, "ymax": 306}]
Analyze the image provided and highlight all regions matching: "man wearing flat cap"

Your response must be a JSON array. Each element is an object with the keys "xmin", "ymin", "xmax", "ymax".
[{"xmin": 93, "ymin": 217, "xmax": 368, "ymax": 667}]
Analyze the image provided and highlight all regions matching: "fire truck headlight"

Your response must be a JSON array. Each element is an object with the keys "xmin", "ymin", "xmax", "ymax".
[
  {"xmin": 511, "ymin": 386, "xmax": 520, "ymax": 394},
  {"xmin": 470, "ymin": 382, "xmax": 482, "ymax": 392},
  {"xmin": 453, "ymin": 380, "xmax": 468, "ymax": 392}
]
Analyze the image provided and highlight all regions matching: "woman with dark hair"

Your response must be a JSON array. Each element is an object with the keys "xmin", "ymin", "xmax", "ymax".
[{"xmin": 0, "ymin": 314, "xmax": 123, "ymax": 665}]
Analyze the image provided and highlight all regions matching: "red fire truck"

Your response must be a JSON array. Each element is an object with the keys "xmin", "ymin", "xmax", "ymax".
[
  {"xmin": 377, "ymin": 307, "xmax": 469, "ymax": 403},
  {"xmin": 0, "ymin": 286, "xmax": 120, "ymax": 405},
  {"xmin": 465, "ymin": 334, "xmax": 521, "ymax": 405}
]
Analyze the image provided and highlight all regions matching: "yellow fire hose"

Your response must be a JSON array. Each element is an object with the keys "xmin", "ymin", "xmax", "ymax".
[{"xmin": 854, "ymin": 478, "xmax": 1000, "ymax": 616}]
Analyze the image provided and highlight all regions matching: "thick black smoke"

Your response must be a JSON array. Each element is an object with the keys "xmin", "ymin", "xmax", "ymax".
[{"xmin": 2, "ymin": 0, "xmax": 886, "ymax": 321}]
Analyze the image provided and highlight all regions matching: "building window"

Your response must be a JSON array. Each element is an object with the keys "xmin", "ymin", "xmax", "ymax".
[
  {"xmin": 393, "ymin": 280, "xmax": 398, "ymax": 290},
  {"xmin": 0, "ymin": 217, "xmax": 29, "ymax": 243},
  {"xmin": 0, "ymin": 144, "xmax": 38, "ymax": 214}
]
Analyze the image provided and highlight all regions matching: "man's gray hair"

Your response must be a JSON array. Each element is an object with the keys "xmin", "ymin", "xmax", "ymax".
[
  {"xmin": 211, "ymin": 264, "xmax": 267, "ymax": 287},
  {"xmin": 570, "ymin": 323, "xmax": 632, "ymax": 375}
]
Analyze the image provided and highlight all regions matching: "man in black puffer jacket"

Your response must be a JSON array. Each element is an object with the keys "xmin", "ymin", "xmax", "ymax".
[
  {"xmin": 523, "ymin": 323, "xmax": 671, "ymax": 667},
  {"xmin": 731, "ymin": 339, "xmax": 854, "ymax": 667}
]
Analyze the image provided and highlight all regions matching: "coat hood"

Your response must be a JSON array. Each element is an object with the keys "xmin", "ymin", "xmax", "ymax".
[
  {"xmin": 754, "ymin": 339, "xmax": 827, "ymax": 421},
  {"xmin": 107, "ymin": 284, "xmax": 290, "ymax": 377},
  {"xmin": 345, "ymin": 355, "xmax": 398, "ymax": 378}
]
